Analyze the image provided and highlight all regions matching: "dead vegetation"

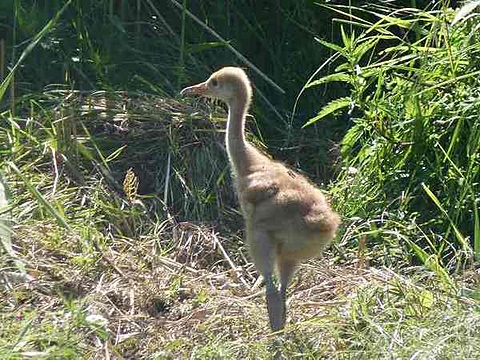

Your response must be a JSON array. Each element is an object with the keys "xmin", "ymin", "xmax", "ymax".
[{"xmin": 4, "ymin": 218, "xmax": 399, "ymax": 359}]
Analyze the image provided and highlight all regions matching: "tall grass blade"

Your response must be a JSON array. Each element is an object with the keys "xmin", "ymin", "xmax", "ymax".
[
  {"xmin": 451, "ymin": 0, "xmax": 480, "ymax": 25},
  {"xmin": 0, "ymin": 0, "xmax": 72, "ymax": 101},
  {"xmin": 421, "ymin": 183, "xmax": 470, "ymax": 253},
  {"xmin": 167, "ymin": 0, "xmax": 285, "ymax": 94},
  {"xmin": 474, "ymin": 202, "xmax": 480, "ymax": 261},
  {"xmin": 417, "ymin": 69, "xmax": 480, "ymax": 96},
  {"xmin": 0, "ymin": 172, "xmax": 14, "ymax": 260},
  {"xmin": 0, "ymin": 174, "xmax": 10, "ymax": 243},
  {"xmin": 7, "ymin": 162, "xmax": 71, "ymax": 231},
  {"xmin": 177, "ymin": 0, "xmax": 187, "ymax": 89},
  {"xmin": 445, "ymin": 117, "xmax": 464, "ymax": 161},
  {"xmin": 409, "ymin": 240, "xmax": 455, "ymax": 290}
]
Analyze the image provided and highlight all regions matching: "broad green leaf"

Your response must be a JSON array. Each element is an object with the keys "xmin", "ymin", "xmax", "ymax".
[
  {"xmin": 303, "ymin": 97, "xmax": 351, "ymax": 127},
  {"xmin": 419, "ymin": 289, "xmax": 434, "ymax": 309},
  {"xmin": 314, "ymin": 37, "xmax": 346, "ymax": 56},
  {"xmin": 354, "ymin": 37, "xmax": 378, "ymax": 62}
]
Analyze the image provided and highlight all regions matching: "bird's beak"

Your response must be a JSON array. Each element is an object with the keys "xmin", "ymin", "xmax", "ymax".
[{"xmin": 180, "ymin": 81, "xmax": 208, "ymax": 96}]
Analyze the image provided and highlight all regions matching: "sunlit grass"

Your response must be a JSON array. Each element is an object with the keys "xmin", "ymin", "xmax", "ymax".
[
  {"xmin": 307, "ymin": 2, "xmax": 480, "ymax": 271},
  {"xmin": 1, "ymin": 1, "xmax": 480, "ymax": 358}
]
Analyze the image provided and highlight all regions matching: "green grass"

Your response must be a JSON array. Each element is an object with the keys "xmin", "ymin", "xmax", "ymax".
[
  {"xmin": 1, "ymin": 1, "xmax": 480, "ymax": 358},
  {"xmin": 307, "ymin": 2, "xmax": 480, "ymax": 270}
]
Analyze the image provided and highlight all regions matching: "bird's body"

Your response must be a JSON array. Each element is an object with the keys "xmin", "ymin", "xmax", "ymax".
[
  {"xmin": 236, "ymin": 149, "xmax": 337, "ymax": 258},
  {"xmin": 181, "ymin": 67, "xmax": 340, "ymax": 331}
]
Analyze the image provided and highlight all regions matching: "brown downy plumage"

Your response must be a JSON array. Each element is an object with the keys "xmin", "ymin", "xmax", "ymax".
[{"xmin": 181, "ymin": 67, "xmax": 340, "ymax": 331}]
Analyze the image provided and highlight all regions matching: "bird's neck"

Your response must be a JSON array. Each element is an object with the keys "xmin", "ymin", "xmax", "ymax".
[{"xmin": 226, "ymin": 94, "xmax": 250, "ymax": 176}]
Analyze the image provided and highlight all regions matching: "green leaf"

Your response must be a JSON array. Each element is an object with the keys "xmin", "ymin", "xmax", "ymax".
[
  {"xmin": 376, "ymin": 14, "xmax": 413, "ymax": 29},
  {"xmin": 303, "ymin": 97, "xmax": 351, "ymax": 127},
  {"xmin": 419, "ymin": 289, "xmax": 434, "ymax": 309},
  {"xmin": 340, "ymin": 25, "xmax": 352, "ymax": 49},
  {"xmin": 314, "ymin": 37, "xmax": 346, "ymax": 56},
  {"xmin": 353, "ymin": 37, "xmax": 378, "ymax": 63},
  {"xmin": 305, "ymin": 73, "xmax": 352, "ymax": 88}
]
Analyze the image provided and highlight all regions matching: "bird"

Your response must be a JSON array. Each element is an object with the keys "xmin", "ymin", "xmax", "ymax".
[{"xmin": 180, "ymin": 67, "xmax": 340, "ymax": 331}]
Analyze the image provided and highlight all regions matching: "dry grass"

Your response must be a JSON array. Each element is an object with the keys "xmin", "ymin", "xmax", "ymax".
[
  {"xmin": 7, "ymin": 219, "xmax": 477, "ymax": 359},
  {"xmin": 3, "ymin": 218, "xmax": 398, "ymax": 359}
]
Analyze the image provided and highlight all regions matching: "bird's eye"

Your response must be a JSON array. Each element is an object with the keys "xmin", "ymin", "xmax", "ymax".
[{"xmin": 210, "ymin": 78, "xmax": 219, "ymax": 88}]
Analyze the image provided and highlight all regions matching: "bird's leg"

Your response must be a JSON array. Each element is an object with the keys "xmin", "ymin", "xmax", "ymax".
[
  {"xmin": 248, "ymin": 229, "xmax": 283, "ymax": 331},
  {"xmin": 278, "ymin": 259, "xmax": 297, "ymax": 328},
  {"xmin": 264, "ymin": 272, "xmax": 283, "ymax": 331}
]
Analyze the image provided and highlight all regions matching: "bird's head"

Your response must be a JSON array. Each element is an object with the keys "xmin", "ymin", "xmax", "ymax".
[{"xmin": 180, "ymin": 67, "xmax": 252, "ymax": 106}]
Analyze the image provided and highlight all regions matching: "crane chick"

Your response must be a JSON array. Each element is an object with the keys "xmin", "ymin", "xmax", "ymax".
[{"xmin": 181, "ymin": 67, "xmax": 340, "ymax": 331}]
